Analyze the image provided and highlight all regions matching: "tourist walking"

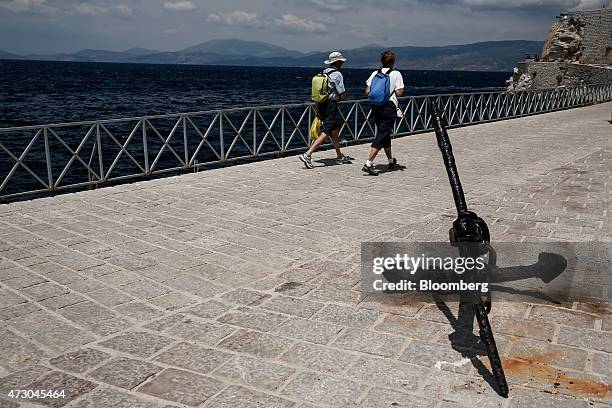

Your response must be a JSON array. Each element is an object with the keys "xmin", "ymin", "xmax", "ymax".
[
  {"xmin": 362, "ymin": 50, "xmax": 404, "ymax": 176},
  {"xmin": 299, "ymin": 51, "xmax": 353, "ymax": 169}
]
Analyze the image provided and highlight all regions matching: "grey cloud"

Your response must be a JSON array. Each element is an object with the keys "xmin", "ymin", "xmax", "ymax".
[
  {"xmin": 73, "ymin": 2, "xmax": 106, "ymax": 15},
  {"xmin": 0, "ymin": 0, "xmax": 56, "ymax": 14},
  {"xmin": 568, "ymin": 0, "xmax": 610, "ymax": 9},
  {"xmin": 205, "ymin": 9, "xmax": 328, "ymax": 32},
  {"xmin": 309, "ymin": 0, "xmax": 349, "ymax": 11},
  {"xmin": 112, "ymin": 4, "xmax": 132, "ymax": 16},
  {"xmin": 302, "ymin": 0, "xmax": 609, "ymax": 11},
  {"xmin": 0, "ymin": 0, "xmax": 600, "ymax": 55},
  {"xmin": 206, "ymin": 10, "xmax": 268, "ymax": 27},
  {"xmin": 72, "ymin": 2, "xmax": 133, "ymax": 17},
  {"xmin": 461, "ymin": 0, "xmax": 610, "ymax": 9},
  {"xmin": 275, "ymin": 13, "xmax": 326, "ymax": 32},
  {"xmin": 314, "ymin": 15, "xmax": 337, "ymax": 23},
  {"xmin": 163, "ymin": 1, "xmax": 196, "ymax": 12},
  {"xmin": 0, "ymin": 0, "xmax": 134, "ymax": 16}
]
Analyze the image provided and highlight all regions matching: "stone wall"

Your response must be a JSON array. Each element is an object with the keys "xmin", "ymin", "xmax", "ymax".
[
  {"xmin": 509, "ymin": 62, "xmax": 612, "ymax": 90},
  {"xmin": 568, "ymin": 9, "xmax": 612, "ymax": 66}
]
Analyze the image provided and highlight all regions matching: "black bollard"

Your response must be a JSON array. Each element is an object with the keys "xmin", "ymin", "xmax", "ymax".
[{"xmin": 429, "ymin": 101, "xmax": 509, "ymax": 398}]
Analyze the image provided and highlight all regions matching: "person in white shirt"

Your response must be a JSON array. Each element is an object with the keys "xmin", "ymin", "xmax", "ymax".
[
  {"xmin": 299, "ymin": 51, "xmax": 353, "ymax": 169},
  {"xmin": 362, "ymin": 50, "xmax": 404, "ymax": 176}
]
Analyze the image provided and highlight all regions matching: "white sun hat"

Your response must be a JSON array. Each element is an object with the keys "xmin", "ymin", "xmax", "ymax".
[{"xmin": 324, "ymin": 51, "xmax": 347, "ymax": 65}]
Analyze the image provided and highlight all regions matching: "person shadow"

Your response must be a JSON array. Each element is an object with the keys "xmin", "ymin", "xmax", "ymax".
[
  {"xmin": 373, "ymin": 163, "xmax": 407, "ymax": 174},
  {"xmin": 313, "ymin": 157, "xmax": 347, "ymax": 167},
  {"xmin": 356, "ymin": 163, "xmax": 407, "ymax": 175},
  {"xmin": 308, "ymin": 154, "xmax": 407, "ymax": 173}
]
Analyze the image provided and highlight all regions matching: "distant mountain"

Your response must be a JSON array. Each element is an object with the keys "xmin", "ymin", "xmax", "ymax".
[
  {"xmin": 264, "ymin": 40, "xmax": 543, "ymax": 71},
  {"xmin": 130, "ymin": 51, "xmax": 224, "ymax": 65},
  {"xmin": 20, "ymin": 48, "xmax": 162, "ymax": 61},
  {"xmin": 353, "ymin": 43, "xmax": 386, "ymax": 50},
  {"xmin": 23, "ymin": 53, "xmax": 77, "ymax": 61},
  {"xmin": 0, "ymin": 50, "xmax": 22, "ymax": 59},
  {"xmin": 396, "ymin": 41, "xmax": 543, "ymax": 71},
  {"xmin": 0, "ymin": 39, "xmax": 543, "ymax": 71},
  {"xmin": 124, "ymin": 47, "xmax": 161, "ymax": 56},
  {"xmin": 180, "ymin": 39, "xmax": 302, "ymax": 58},
  {"xmin": 71, "ymin": 49, "xmax": 135, "ymax": 62}
]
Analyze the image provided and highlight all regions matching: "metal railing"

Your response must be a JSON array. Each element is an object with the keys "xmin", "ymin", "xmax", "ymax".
[{"xmin": 1, "ymin": 85, "xmax": 611, "ymax": 200}]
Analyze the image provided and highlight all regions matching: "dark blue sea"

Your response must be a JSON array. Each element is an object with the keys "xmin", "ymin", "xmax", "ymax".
[
  {"xmin": 0, "ymin": 60, "xmax": 508, "ymax": 128},
  {"xmin": 0, "ymin": 60, "xmax": 509, "ymax": 200}
]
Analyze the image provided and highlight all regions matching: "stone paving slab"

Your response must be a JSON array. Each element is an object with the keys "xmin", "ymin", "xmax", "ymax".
[{"xmin": 0, "ymin": 102, "xmax": 611, "ymax": 407}]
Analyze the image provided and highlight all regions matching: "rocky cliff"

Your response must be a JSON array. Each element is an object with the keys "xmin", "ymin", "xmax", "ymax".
[
  {"xmin": 541, "ymin": 15, "xmax": 585, "ymax": 63},
  {"xmin": 506, "ymin": 8, "xmax": 611, "ymax": 91}
]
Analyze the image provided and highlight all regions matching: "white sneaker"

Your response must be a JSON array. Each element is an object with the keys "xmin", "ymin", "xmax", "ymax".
[{"xmin": 299, "ymin": 153, "xmax": 313, "ymax": 169}]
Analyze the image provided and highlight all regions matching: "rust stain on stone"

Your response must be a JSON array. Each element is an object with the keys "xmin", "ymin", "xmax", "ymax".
[
  {"xmin": 558, "ymin": 374, "xmax": 612, "ymax": 398},
  {"xmin": 503, "ymin": 357, "xmax": 557, "ymax": 380},
  {"xmin": 503, "ymin": 356, "xmax": 612, "ymax": 398}
]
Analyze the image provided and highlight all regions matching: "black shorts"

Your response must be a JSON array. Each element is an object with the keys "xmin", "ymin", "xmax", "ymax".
[
  {"xmin": 317, "ymin": 100, "xmax": 342, "ymax": 134},
  {"xmin": 371, "ymin": 101, "xmax": 396, "ymax": 149}
]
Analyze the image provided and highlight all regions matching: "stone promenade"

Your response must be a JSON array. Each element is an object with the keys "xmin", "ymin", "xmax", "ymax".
[{"xmin": 0, "ymin": 102, "xmax": 611, "ymax": 408}]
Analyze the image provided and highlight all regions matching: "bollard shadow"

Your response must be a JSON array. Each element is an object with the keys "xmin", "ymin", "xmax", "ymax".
[
  {"xmin": 488, "ymin": 285, "xmax": 563, "ymax": 305},
  {"xmin": 433, "ymin": 295, "xmax": 502, "ymax": 395},
  {"xmin": 380, "ymin": 248, "xmax": 568, "ymax": 397}
]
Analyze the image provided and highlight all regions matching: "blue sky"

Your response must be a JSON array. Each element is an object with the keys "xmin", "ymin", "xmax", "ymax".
[{"xmin": 0, "ymin": 0, "xmax": 609, "ymax": 54}]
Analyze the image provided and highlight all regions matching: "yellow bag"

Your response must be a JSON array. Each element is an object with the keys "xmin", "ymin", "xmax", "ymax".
[{"xmin": 309, "ymin": 117, "xmax": 321, "ymax": 140}]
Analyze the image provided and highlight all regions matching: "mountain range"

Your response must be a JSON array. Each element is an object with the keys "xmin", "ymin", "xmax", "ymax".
[{"xmin": 0, "ymin": 38, "xmax": 543, "ymax": 71}]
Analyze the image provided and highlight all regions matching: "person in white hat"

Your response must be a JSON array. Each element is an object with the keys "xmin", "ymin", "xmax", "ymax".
[{"xmin": 299, "ymin": 51, "xmax": 353, "ymax": 168}]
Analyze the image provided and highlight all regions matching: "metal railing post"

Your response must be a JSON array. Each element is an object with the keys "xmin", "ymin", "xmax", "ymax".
[
  {"xmin": 253, "ymin": 109, "xmax": 257, "ymax": 154},
  {"xmin": 409, "ymin": 99, "xmax": 414, "ymax": 131},
  {"xmin": 183, "ymin": 115, "xmax": 189, "ymax": 168},
  {"xmin": 43, "ymin": 126, "xmax": 53, "ymax": 191},
  {"xmin": 308, "ymin": 106, "xmax": 312, "ymax": 147},
  {"xmin": 96, "ymin": 122, "xmax": 104, "ymax": 181},
  {"xmin": 281, "ymin": 107, "xmax": 285, "ymax": 153},
  {"xmin": 354, "ymin": 101, "xmax": 359, "ymax": 140},
  {"xmin": 142, "ymin": 119, "xmax": 149, "ymax": 174},
  {"xmin": 220, "ymin": 113, "xmax": 225, "ymax": 161}
]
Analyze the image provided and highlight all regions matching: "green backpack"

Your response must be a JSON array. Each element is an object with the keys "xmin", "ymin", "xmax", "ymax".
[{"xmin": 311, "ymin": 69, "xmax": 336, "ymax": 102}]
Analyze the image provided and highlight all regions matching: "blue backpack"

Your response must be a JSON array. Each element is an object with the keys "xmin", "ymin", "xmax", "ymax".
[{"xmin": 368, "ymin": 68, "xmax": 393, "ymax": 105}]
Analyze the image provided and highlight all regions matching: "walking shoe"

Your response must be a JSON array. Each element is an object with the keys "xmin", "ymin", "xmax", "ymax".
[
  {"xmin": 388, "ymin": 158, "xmax": 397, "ymax": 170},
  {"xmin": 362, "ymin": 164, "xmax": 379, "ymax": 176},
  {"xmin": 337, "ymin": 155, "xmax": 352, "ymax": 164},
  {"xmin": 299, "ymin": 153, "xmax": 313, "ymax": 169}
]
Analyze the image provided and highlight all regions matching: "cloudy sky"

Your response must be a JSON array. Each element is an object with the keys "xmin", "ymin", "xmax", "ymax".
[{"xmin": 0, "ymin": 0, "xmax": 609, "ymax": 54}]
